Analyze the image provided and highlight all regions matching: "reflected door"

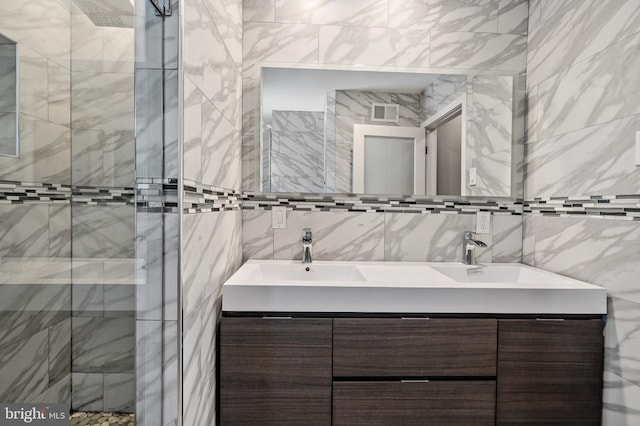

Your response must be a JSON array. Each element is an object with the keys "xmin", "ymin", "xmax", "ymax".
[
  {"xmin": 364, "ymin": 135, "xmax": 414, "ymax": 194},
  {"xmin": 353, "ymin": 124, "xmax": 426, "ymax": 194}
]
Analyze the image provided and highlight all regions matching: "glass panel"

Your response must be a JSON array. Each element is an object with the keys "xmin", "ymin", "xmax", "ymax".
[{"xmin": 364, "ymin": 135, "xmax": 414, "ymax": 194}]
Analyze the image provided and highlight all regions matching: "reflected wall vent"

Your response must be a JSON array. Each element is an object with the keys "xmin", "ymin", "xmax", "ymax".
[{"xmin": 371, "ymin": 103, "xmax": 400, "ymax": 123}]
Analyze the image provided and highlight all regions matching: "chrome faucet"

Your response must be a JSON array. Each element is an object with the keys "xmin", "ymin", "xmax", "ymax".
[
  {"xmin": 462, "ymin": 231, "xmax": 487, "ymax": 265},
  {"xmin": 302, "ymin": 228, "xmax": 312, "ymax": 265}
]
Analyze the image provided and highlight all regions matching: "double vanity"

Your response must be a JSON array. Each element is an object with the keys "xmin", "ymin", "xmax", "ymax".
[{"xmin": 220, "ymin": 260, "xmax": 607, "ymax": 425}]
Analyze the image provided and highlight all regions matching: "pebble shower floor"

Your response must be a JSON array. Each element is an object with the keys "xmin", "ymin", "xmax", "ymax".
[{"xmin": 69, "ymin": 412, "xmax": 134, "ymax": 425}]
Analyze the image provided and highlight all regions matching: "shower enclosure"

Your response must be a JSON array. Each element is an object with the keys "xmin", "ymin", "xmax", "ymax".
[{"xmin": 0, "ymin": 0, "xmax": 178, "ymax": 424}]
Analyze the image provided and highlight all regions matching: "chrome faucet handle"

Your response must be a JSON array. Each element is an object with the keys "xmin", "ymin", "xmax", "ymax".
[{"xmin": 302, "ymin": 228, "xmax": 312, "ymax": 242}]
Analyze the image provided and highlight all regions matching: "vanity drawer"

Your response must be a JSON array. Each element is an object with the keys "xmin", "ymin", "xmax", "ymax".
[
  {"xmin": 333, "ymin": 381, "xmax": 496, "ymax": 426},
  {"xmin": 333, "ymin": 318, "xmax": 497, "ymax": 377}
]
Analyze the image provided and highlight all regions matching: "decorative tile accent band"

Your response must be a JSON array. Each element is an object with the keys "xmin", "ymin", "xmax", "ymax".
[
  {"xmin": 524, "ymin": 195, "xmax": 640, "ymax": 220},
  {"xmin": 136, "ymin": 179, "xmax": 179, "ymax": 213},
  {"xmin": 242, "ymin": 192, "xmax": 524, "ymax": 215},
  {"xmin": 0, "ymin": 180, "xmax": 135, "ymax": 206},
  {"xmin": 183, "ymin": 180, "xmax": 242, "ymax": 213}
]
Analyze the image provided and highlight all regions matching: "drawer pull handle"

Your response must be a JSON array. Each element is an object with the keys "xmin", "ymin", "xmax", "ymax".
[
  {"xmin": 401, "ymin": 317, "xmax": 430, "ymax": 320},
  {"xmin": 401, "ymin": 380, "xmax": 430, "ymax": 383},
  {"xmin": 262, "ymin": 316, "xmax": 293, "ymax": 320}
]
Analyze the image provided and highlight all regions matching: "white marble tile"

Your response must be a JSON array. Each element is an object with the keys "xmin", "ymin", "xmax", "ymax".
[
  {"xmin": 184, "ymin": 0, "xmax": 241, "ymax": 125},
  {"xmin": 202, "ymin": 0, "xmax": 243, "ymax": 66},
  {"xmin": 497, "ymin": 0, "xmax": 528, "ymax": 34},
  {"xmin": 102, "ymin": 27, "xmax": 134, "ymax": 74},
  {"xmin": 136, "ymin": 319, "xmax": 179, "ymax": 426},
  {"xmin": 335, "ymin": 91, "xmax": 422, "ymax": 127},
  {"xmin": 183, "ymin": 76, "xmax": 202, "ymax": 183},
  {"xmin": 201, "ymin": 97, "xmax": 242, "ymax": 190},
  {"xmin": 71, "ymin": 372, "xmax": 103, "ymax": 411},
  {"xmin": 71, "ymin": 316, "xmax": 135, "ymax": 373},
  {"xmin": 389, "ymin": 0, "xmax": 498, "ymax": 32},
  {"xmin": 602, "ymin": 371, "xmax": 640, "ymax": 426},
  {"xmin": 276, "ymin": 0, "xmax": 388, "ymax": 26},
  {"xmin": 102, "ymin": 130, "xmax": 135, "ymax": 187},
  {"xmin": 29, "ymin": 374, "xmax": 70, "ymax": 405},
  {"xmin": 537, "ymin": 32, "xmax": 640, "ymax": 140},
  {"xmin": 244, "ymin": 0, "xmax": 275, "ymax": 22},
  {"xmin": 384, "ymin": 213, "xmax": 478, "ymax": 262},
  {"xmin": 528, "ymin": 0, "xmax": 640, "ymax": 88},
  {"xmin": 466, "ymin": 149, "xmax": 511, "ymax": 197},
  {"xmin": 320, "ymin": 26, "xmax": 429, "ymax": 68},
  {"xmin": 492, "ymin": 214, "xmax": 522, "ymax": 263},
  {"xmin": 182, "ymin": 210, "xmax": 242, "ymax": 315},
  {"xmin": 533, "ymin": 216, "xmax": 640, "ymax": 304},
  {"xmin": 182, "ymin": 293, "xmax": 218, "ymax": 426},
  {"xmin": 47, "ymin": 60, "xmax": 70, "ymax": 127},
  {"xmin": 19, "ymin": 46, "xmax": 48, "ymax": 121},
  {"xmin": 135, "ymin": 69, "xmax": 179, "ymax": 180},
  {"xmin": 606, "ymin": 296, "xmax": 640, "ymax": 387},
  {"xmin": 0, "ymin": 330, "xmax": 49, "ymax": 402},
  {"xmin": 243, "ymin": 22, "xmax": 318, "ymax": 74},
  {"xmin": 0, "ymin": 204, "xmax": 49, "ymax": 258},
  {"xmin": 521, "ymin": 214, "xmax": 534, "ymax": 266},
  {"xmin": 48, "ymin": 318, "xmax": 71, "ymax": 385},
  {"xmin": 430, "ymin": 31, "xmax": 527, "ymax": 72},
  {"xmin": 527, "ymin": 113, "xmax": 640, "ymax": 198},
  {"xmin": 70, "ymin": 12, "xmax": 103, "ymax": 73},
  {"xmin": 104, "ymin": 373, "xmax": 135, "ymax": 412},
  {"xmin": 528, "ymin": 0, "xmax": 540, "ymax": 31},
  {"xmin": 49, "ymin": 204, "xmax": 71, "ymax": 259},
  {"xmin": 72, "ymin": 71, "xmax": 134, "ymax": 131},
  {"xmin": 0, "ymin": 0, "xmax": 71, "ymax": 70},
  {"xmin": 242, "ymin": 131, "xmax": 261, "ymax": 192},
  {"xmin": 71, "ymin": 205, "xmax": 134, "ymax": 259},
  {"xmin": 467, "ymin": 75, "xmax": 513, "ymax": 160},
  {"xmin": 274, "ymin": 211, "xmax": 384, "ymax": 261},
  {"xmin": 242, "ymin": 210, "xmax": 274, "ymax": 261},
  {"xmin": 72, "ymin": 284, "xmax": 103, "ymax": 317}
]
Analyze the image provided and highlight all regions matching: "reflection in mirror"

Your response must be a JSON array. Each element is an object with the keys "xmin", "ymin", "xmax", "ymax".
[
  {"xmin": 261, "ymin": 67, "xmax": 516, "ymax": 197},
  {"xmin": 0, "ymin": 33, "xmax": 18, "ymax": 156}
]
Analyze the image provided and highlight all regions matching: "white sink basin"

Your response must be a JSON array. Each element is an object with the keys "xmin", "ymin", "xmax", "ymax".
[
  {"xmin": 255, "ymin": 263, "xmax": 365, "ymax": 282},
  {"xmin": 431, "ymin": 264, "xmax": 572, "ymax": 285},
  {"xmin": 222, "ymin": 260, "xmax": 607, "ymax": 314}
]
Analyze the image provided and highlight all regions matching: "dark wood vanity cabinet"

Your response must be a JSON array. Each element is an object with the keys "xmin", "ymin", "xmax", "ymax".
[
  {"xmin": 219, "ymin": 317, "xmax": 332, "ymax": 426},
  {"xmin": 497, "ymin": 319, "xmax": 604, "ymax": 425},
  {"xmin": 220, "ymin": 316, "xmax": 604, "ymax": 425}
]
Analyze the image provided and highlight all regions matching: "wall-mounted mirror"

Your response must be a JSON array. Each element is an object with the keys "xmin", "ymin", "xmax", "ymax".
[
  {"xmin": 260, "ymin": 67, "xmax": 518, "ymax": 198},
  {"xmin": 0, "ymin": 33, "xmax": 18, "ymax": 157}
]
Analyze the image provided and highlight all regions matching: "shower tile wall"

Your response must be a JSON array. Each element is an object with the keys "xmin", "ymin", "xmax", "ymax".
[
  {"xmin": 68, "ymin": 3, "xmax": 136, "ymax": 413},
  {"xmin": 134, "ymin": 0, "xmax": 181, "ymax": 424},
  {"xmin": 0, "ymin": 0, "xmax": 72, "ymax": 406},
  {"xmin": 181, "ymin": 0, "xmax": 243, "ymax": 425},
  {"xmin": 242, "ymin": 0, "xmax": 528, "ymax": 262},
  {"xmin": 523, "ymin": 0, "xmax": 640, "ymax": 423}
]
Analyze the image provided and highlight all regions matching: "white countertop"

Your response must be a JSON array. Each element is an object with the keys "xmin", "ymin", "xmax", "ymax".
[{"xmin": 222, "ymin": 260, "xmax": 607, "ymax": 315}]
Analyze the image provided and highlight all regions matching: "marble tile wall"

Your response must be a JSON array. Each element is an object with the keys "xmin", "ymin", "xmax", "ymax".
[
  {"xmin": 524, "ymin": 1, "xmax": 640, "ymax": 423},
  {"xmin": 0, "ymin": 0, "xmax": 71, "ymax": 184},
  {"xmin": 268, "ymin": 110, "xmax": 325, "ymax": 192},
  {"xmin": 181, "ymin": 0, "xmax": 244, "ymax": 425},
  {"xmin": 0, "ymin": 2, "xmax": 74, "ymax": 391},
  {"xmin": 134, "ymin": 0, "xmax": 181, "ymax": 424},
  {"xmin": 243, "ymin": 0, "xmax": 530, "ymax": 192},
  {"xmin": 243, "ymin": 209, "xmax": 520, "ymax": 264}
]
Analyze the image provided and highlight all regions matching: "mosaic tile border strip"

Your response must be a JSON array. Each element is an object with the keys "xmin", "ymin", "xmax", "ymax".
[
  {"xmin": 242, "ymin": 192, "xmax": 524, "ymax": 215},
  {"xmin": 183, "ymin": 180, "xmax": 242, "ymax": 213},
  {"xmin": 524, "ymin": 195, "xmax": 640, "ymax": 221},
  {"xmin": 0, "ymin": 180, "xmax": 135, "ymax": 206},
  {"xmin": 136, "ymin": 178, "xmax": 179, "ymax": 213}
]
